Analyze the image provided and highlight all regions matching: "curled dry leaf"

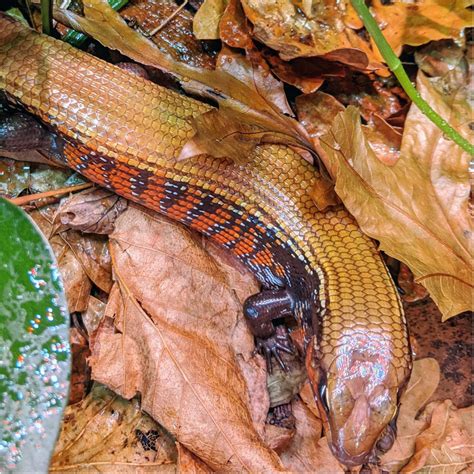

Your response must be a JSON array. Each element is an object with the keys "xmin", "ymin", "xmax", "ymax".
[
  {"xmin": 217, "ymin": 46, "xmax": 293, "ymax": 117},
  {"xmin": 401, "ymin": 401, "xmax": 473, "ymax": 473},
  {"xmin": 381, "ymin": 358, "xmax": 441, "ymax": 473},
  {"xmin": 318, "ymin": 69, "xmax": 472, "ymax": 318},
  {"xmin": 55, "ymin": 188, "xmax": 127, "ymax": 235},
  {"xmin": 51, "ymin": 384, "xmax": 177, "ymax": 472},
  {"xmin": 88, "ymin": 206, "xmax": 283, "ymax": 471}
]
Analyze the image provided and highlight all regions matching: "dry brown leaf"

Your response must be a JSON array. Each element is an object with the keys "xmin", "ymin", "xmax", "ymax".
[
  {"xmin": 318, "ymin": 69, "xmax": 472, "ymax": 318},
  {"xmin": 176, "ymin": 443, "xmax": 213, "ymax": 473},
  {"xmin": 381, "ymin": 359, "xmax": 441, "ymax": 472},
  {"xmin": 216, "ymin": 46, "xmax": 293, "ymax": 117},
  {"xmin": 279, "ymin": 400, "xmax": 330, "ymax": 472},
  {"xmin": 30, "ymin": 207, "xmax": 92, "ymax": 312},
  {"xmin": 51, "ymin": 383, "xmax": 177, "ymax": 472},
  {"xmin": 61, "ymin": 231, "xmax": 112, "ymax": 293},
  {"xmin": 401, "ymin": 401, "xmax": 473, "ymax": 473},
  {"xmin": 363, "ymin": 114, "xmax": 402, "ymax": 166},
  {"xmin": 88, "ymin": 206, "xmax": 283, "ymax": 471}
]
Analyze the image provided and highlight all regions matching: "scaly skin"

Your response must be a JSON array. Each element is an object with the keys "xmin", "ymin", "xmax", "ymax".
[{"xmin": 0, "ymin": 15, "xmax": 412, "ymax": 466}]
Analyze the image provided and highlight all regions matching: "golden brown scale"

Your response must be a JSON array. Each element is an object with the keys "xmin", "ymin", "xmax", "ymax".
[{"xmin": 0, "ymin": 16, "xmax": 412, "ymax": 466}]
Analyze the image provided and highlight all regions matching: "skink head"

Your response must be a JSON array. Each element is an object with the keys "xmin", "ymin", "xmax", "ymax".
[{"xmin": 308, "ymin": 333, "xmax": 410, "ymax": 468}]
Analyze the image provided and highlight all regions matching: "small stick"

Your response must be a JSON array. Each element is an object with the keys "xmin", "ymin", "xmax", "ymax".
[
  {"xmin": 9, "ymin": 182, "xmax": 92, "ymax": 206},
  {"xmin": 146, "ymin": 0, "xmax": 189, "ymax": 37}
]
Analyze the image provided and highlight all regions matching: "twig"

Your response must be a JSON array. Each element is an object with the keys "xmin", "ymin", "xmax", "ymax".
[
  {"xmin": 351, "ymin": 0, "xmax": 473, "ymax": 155},
  {"xmin": 40, "ymin": 0, "xmax": 53, "ymax": 35},
  {"xmin": 146, "ymin": 0, "xmax": 188, "ymax": 37},
  {"xmin": 8, "ymin": 183, "xmax": 92, "ymax": 206}
]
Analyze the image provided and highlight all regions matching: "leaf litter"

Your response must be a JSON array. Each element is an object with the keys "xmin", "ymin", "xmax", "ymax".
[{"xmin": 1, "ymin": 0, "xmax": 472, "ymax": 470}]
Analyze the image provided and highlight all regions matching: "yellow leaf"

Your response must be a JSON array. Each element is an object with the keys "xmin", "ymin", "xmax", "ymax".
[{"xmin": 193, "ymin": 0, "xmax": 228, "ymax": 39}]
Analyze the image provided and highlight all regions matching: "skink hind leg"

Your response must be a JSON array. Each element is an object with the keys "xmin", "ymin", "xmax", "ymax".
[{"xmin": 243, "ymin": 289, "xmax": 296, "ymax": 372}]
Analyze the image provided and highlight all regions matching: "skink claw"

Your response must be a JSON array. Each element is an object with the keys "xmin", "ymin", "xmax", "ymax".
[{"xmin": 256, "ymin": 326, "xmax": 296, "ymax": 373}]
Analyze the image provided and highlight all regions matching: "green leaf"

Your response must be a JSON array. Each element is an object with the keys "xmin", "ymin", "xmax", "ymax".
[{"xmin": 0, "ymin": 198, "xmax": 70, "ymax": 472}]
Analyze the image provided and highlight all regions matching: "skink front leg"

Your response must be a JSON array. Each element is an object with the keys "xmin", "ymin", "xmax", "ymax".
[{"xmin": 244, "ymin": 289, "xmax": 296, "ymax": 371}]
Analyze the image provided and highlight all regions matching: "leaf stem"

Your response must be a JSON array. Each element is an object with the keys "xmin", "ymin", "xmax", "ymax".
[
  {"xmin": 40, "ymin": 0, "xmax": 53, "ymax": 35},
  {"xmin": 350, "ymin": 0, "xmax": 473, "ymax": 155}
]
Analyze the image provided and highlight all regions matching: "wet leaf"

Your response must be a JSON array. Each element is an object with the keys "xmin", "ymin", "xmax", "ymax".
[
  {"xmin": 0, "ymin": 198, "xmax": 70, "ymax": 471},
  {"xmin": 369, "ymin": 0, "xmax": 473, "ymax": 62},
  {"xmin": 319, "ymin": 71, "xmax": 472, "ymax": 318},
  {"xmin": 121, "ymin": 0, "xmax": 215, "ymax": 69},
  {"xmin": 0, "ymin": 158, "xmax": 30, "ymax": 198},
  {"xmin": 51, "ymin": 384, "xmax": 177, "ymax": 472},
  {"xmin": 240, "ymin": 0, "xmax": 380, "ymax": 70},
  {"xmin": 88, "ymin": 206, "xmax": 283, "ymax": 471}
]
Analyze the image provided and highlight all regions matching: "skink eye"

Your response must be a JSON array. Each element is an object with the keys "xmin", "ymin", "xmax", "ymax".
[{"xmin": 319, "ymin": 383, "xmax": 330, "ymax": 412}]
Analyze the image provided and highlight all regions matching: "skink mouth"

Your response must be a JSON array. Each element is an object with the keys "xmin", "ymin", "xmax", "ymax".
[{"xmin": 329, "ymin": 443, "xmax": 373, "ymax": 468}]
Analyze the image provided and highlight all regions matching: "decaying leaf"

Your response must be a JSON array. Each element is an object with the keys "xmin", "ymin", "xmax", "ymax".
[
  {"xmin": 239, "ymin": 0, "xmax": 382, "ymax": 71},
  {"xmin": 51, "ymin": 384, "xmax": 177, "ymax": 472},
  {"xmin": 318, "ymin": 68, "xmax": 472, "ymax": 318},
  {"xmin": 88, "ymin": 206, "xmax": 283, "ymax": 471},
  {"xmin": 121, "ymin": 0, "xmax": 215, "ymax": 69},
  {"xmin": 0, "ymin": 159, "xmax": 29, "ymax": 198}
]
